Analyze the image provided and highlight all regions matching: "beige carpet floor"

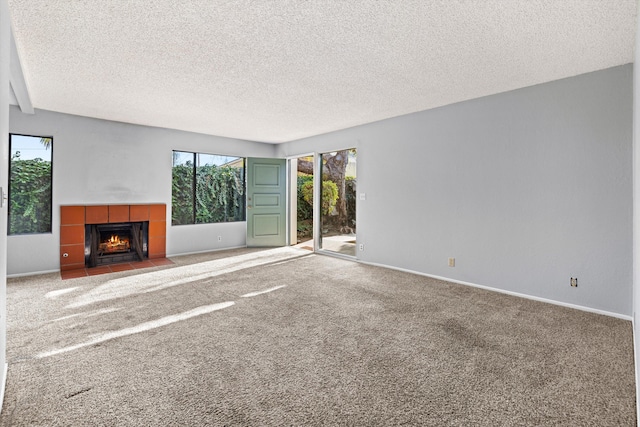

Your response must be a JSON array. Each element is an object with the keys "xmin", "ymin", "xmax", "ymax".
[{"xmin": 0, "ymin": 247, "xmax": 635, "ymax": 426}]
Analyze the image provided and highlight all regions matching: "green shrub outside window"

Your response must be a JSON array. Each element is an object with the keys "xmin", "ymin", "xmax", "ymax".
[
  {"xmin": 8, "ymin": 134, "xmax": 53, "ymax": 235},
  {"xmin": 172, "ymin": 151, "xmax": 246, "ymax": 225}
]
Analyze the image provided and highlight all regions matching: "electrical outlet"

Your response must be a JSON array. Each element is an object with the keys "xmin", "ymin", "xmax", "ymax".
[
  {"xmin": 359, "ymin": 243, "xmax": 364, "ymax": 251},
  {"xmin": 448, "ymin": 258, "xmax": 455, "ymax": 267},
  {"xmin": 570, "ymin": 277, "xmax": 578, "ymax": 287},
  {"xmin": 217, "ymin": 236, "xmax": 222, "ymax": 242}
]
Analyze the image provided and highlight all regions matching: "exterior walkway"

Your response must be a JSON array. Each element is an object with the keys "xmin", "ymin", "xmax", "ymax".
[{"xmin": 295, "ymin": 234, "xmax": 356, "ymax": 257}]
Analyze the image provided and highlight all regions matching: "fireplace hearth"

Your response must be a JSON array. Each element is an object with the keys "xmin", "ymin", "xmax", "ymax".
[{"xmin": 85, "ymin": 222, "xmax": 149, "ymax": 267}]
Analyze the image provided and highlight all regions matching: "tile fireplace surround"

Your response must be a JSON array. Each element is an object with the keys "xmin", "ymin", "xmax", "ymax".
[{"xmin": 60, "ymin": 204, "xmax": 166, "ymax": 271}]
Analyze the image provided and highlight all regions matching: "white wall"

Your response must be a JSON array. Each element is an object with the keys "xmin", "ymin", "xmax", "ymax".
[
  {"xmin": 0, "ymin": 0, "xmax": 11, "ymax": 406},
  {"xmin": 278, "ymin": 65, "xmax": 633, "ymax": 317},
  {"xmin": 8, "ymin": 107, "xmax": 276, "ymax": 275}
]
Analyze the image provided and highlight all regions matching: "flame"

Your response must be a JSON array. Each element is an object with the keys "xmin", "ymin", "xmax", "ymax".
[
  {"xmin": 98, "ymin": 233, "xmax": 130, "ymax": 254},
  {"xmin": 104, "ymin": 235, "xmax": 129, "ymax": 246}
]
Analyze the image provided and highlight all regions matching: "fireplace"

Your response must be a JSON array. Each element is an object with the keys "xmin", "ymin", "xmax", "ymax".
[
  {"xmin": 85, "ymin": 222, "xmax": 149, "ymax": 267},
  {"xmin": 60, "ymin": 204, "xmax": 166, "ymax": 271}
]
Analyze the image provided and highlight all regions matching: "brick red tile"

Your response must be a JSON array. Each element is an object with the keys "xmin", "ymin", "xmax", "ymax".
[
  {"xmin": 149, "ymin": 204, "xmax": 166, "ymax": 221},
  {"xmin": 87, "ymin": 266, "xmax": 112, "ymax": 276},
  {"xmin": 129, "ymin": 205, "xmax": 150, "ymax": 221},
  {"xmin": 148, "ymin": 237, "xmax": 166, "ymax": 258},
  {"xmin": 150, "ymin": 258, "xmax": 174, "ymax": 266},
  {"xmin": 60, "ymin": 244, "xmax": 85, "ymax": 267},
  {"xmin": 149, "ymin": 221, "xmax": 166, "ymax": 238},
  {"xmin": 61, "ymin": 263, "xmax": 85, "ymax": 272},
  {"xmin": 109, "ymin": 205, "xmax": 130, "ymax": 223},
  {"xmin": 62, "ymin": 254, "xmax": 174, "ymax": 279},
  {"xmin": 61, "ymin": 269, "xmax": 88, "ymax": 280},
  {"xmin": 86, "ymin": 205, "xmax": 108, "ymax": 224},
  {"xmin": 131, "ymin": 260, "xmax": 156, "ymax": 269},
  {"xmin": 60, "ymin": 225, "xmax": 85, "ymax": 245},
  {"xmin": 109, "ymin": 263, "xmax": 135, "ymax": 272},
  {"xmin": 61, "ymin": 206, "xmax": 85, "ymax": 225}
]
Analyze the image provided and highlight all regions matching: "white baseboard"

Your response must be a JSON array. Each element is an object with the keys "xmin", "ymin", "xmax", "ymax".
[
  {"xmin": 360, "ymin": 260, "xmax": 632, "ymax": 321},
  {"xmin": 167, "ymin": 245, "xmax": 247, "ymax": 258},
  {"xmin": 7, "ymin": 269, "xmax": 59, "ymax": 279},
  {"xmin": 0, "ymin": 363, "xmax": 7, "ymax": 416}
]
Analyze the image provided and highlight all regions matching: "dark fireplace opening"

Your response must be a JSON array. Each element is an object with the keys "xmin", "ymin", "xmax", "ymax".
[{"xmin": 85, "ymin": 222, "xmax": 149, "ymax": 267}]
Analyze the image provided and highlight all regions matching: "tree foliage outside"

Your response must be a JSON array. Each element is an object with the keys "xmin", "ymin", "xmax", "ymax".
[
  {"xmin": 171, "ymin": 161, "xmax": 194, "ymax": 225},
  {"xmin": 9, "ymin": 158, "xmax": 52, "ymax": 234},
  {"xmin": 345, "ymin": 176, "xmax": 356, "ymax": 226},
  {"xmin": 301, "ymin": 179, "xmax": 338, "ymax": 216},
  {"xmin": 297, "ymin": 150, "xmax": 355, "ymax": 229},
  {"xmin": 9, "ymin": 136, "xmax": 52, "ymax": 235},
  {"xmin": 172, "ymin": 157, "xmax": 245, "ymax": 225},
  {"xmin": 297, "ymin": 175, "xmax": 313, "ymax": 222},
  {"xmin": 195, "ymin": 164, "xmax": 245, "ymax": 223}
]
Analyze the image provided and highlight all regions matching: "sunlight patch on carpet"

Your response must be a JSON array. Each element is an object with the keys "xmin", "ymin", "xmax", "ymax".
[
  {"xmin": 46, "ymin": 287, "xmax": 80, "ymax": 299},
  {"xmin": 51, "ymin": 307, "xmax": 121, "ymax": 323},
  {"xmin": 241, "ymin": 285, "xmax": 286, "ymax": 298},
  {"xmin": 37, "ymin": 302, "xmax": 235, "ymax": 359},
  {"xmin": 268, "ymin": 254, "xmax": 315, "ymax": 267},
  {"xmin": 66, "ymin": 247, "xmax": 308, "ymax": 309}
]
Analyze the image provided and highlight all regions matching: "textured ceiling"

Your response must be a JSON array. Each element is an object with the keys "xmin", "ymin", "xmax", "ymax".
[{"xmin": 7, "ymin": 1, "xmax": 638, "ymax": 143}]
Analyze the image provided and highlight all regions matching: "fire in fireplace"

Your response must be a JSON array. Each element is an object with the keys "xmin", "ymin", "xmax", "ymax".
[
  {"xmin": 101, "ymin": 234, "xmax": 130, "ymax": 254},
  {"xmin": 85, "ymin": 222, "xmax": 149, "ymax": 267}
]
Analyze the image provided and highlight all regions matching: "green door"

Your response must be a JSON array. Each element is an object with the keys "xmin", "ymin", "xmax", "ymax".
[{"xmin": 246, "ymin": 158, "xmax": 287, "ymax": 247}]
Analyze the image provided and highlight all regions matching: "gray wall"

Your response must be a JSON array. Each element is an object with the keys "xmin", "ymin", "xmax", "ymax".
[
  {"xmin": 8, "ymin": 107, "xmax": 276, "ymax": 275},
  {"xmin": 278, "ymin": 65, "xmax": 633, "ymax": 317}
]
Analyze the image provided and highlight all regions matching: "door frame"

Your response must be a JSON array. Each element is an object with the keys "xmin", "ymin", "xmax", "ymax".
[
  {"xmin": 286, "ymin": 152, "xmax": 316, "ymax": 248},
  {"xmin": 313, "ymin": 152, "xmax": 322, "ymax": 252},
  {"xmin": 314, "ymin": 149, "xmax": 358, "ymax": 260}
]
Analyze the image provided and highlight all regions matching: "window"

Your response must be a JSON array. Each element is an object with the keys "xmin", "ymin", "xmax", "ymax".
[
  {"xmin": 172, "ymin": 151, "xmax": 246, "ymax": 225},
  {"xmin": 8, "ymin": 134, "xmax": 53, "ymax": 235}
]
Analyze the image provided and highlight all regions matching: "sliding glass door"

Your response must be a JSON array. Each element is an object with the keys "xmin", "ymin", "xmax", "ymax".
[{"xmin": 319, "ymin": 149, "xmax": 356, "ymax": 257}]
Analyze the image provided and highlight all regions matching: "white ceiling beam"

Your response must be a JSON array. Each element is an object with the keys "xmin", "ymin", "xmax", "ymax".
[
  {"xmin": 9, "ymin": 26, "xmax": 33, "ymax": 114},
  {"xmin": 8, "ymin": 84, "xmax": 17, "ymax": 106}
]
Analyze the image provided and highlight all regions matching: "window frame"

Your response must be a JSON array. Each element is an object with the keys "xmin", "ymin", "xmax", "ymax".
[
  {"xmin": 8, "ymin": 133, "xmax": 54, "ymax": 235},
  {"xmin": 171, "ymin": 150, "xmax": 246, "ymax": 226}
]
